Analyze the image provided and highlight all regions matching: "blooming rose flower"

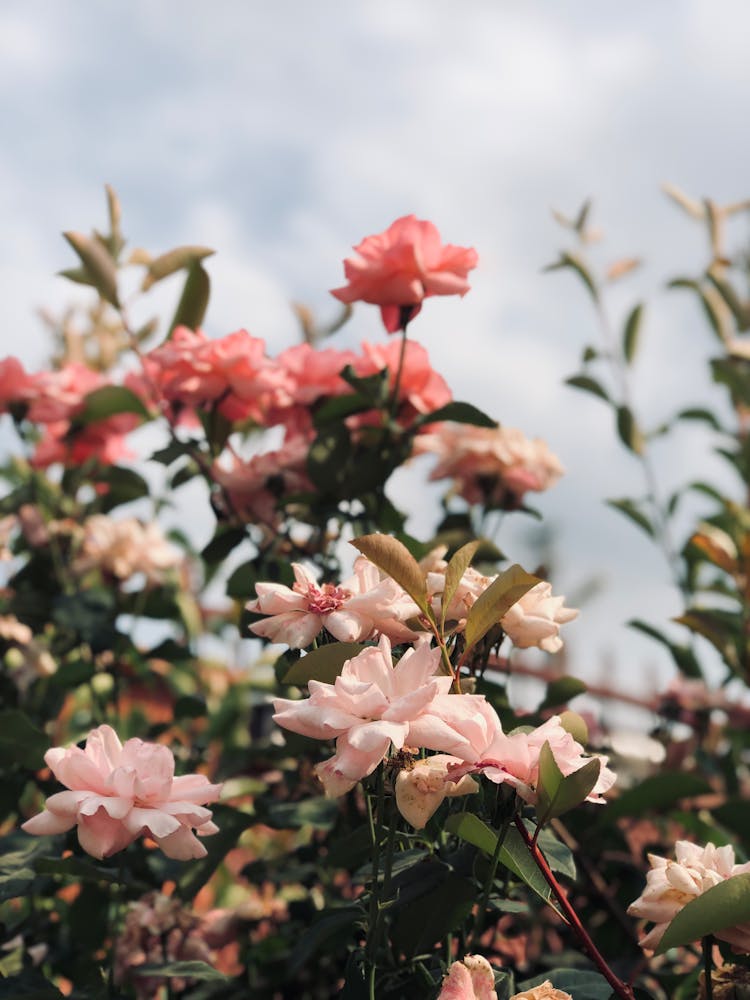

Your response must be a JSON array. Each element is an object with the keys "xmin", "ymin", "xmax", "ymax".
[
  {"xmin": 510, "ymin": 983, "xmax": 572, "ymax": 1000},
  {"xmin": 0, "ymin": 356, "xmax": 36, "ymax": 413},
  {"xmin": 22, "ymin": 725, "xmax": 222, "ymax": 859},
  {"xmin": 273, "ymin": 635, "xmax": 491, "ymax": 796},
  {"xmin": 210, "ymin": 435, "xmax": 313, "ymax": 526},
  {"xmin": 437, "ymin": 954, "xmax": 498, "ymax": 1000},
  {"xmin": 140, "ymin": 326, "xmax": 288, "ymax": 424},
  {"xmin": 500, "ymin": 582, "xmax": 578, "ymax": 654},
  {"xmin": 395, "ymin": 754, "xmax": 478, "ymax": 829},
  {"xmin": 73, "ymin": 515, "xmax": 182, "ymax": 585},
  {"xmin": 248, "ymin": 558, "xmax": 419, "ymax": 648},
  {"xmin": 350, "ymin": 339, "xmax": 452, "ymax": 424},
  {"xmin": 627, "ymin": 841, "xmax": 750, "ymax": 952},
  {"xmin": 331, "ymin": 215, "xmax": 478, "ymax": 333},
  {"xmin": 415, "ymin": 423, "xmax": 564, "ymax": 509},
  {"xmin": 25, "ymin": 363, "xmax": 106, "ymax": 424},
  {"xmin": 448, "ymin": 714, "xmax": 615, "ymax": 807}
]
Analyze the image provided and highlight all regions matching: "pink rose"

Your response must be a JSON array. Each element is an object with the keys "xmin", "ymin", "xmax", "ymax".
[
  {"xmin": 415, "ymin": 424, "xmax": 564, "ymax": 509},
  {"xmin": 25, "ymin": 363, "xmax": 106, "ymax": 424},
  {"xmin": 349, "ymin": 339, "xmax": 452, "ymax": 426},
  {"xmin": 0, "ymin": 356, "xmax": 36, "ymax": 413},
  {"xmin": 273, "ymin": 636, "xmax": 492, "ymax": 796},
  {"xmin": 500, "ymin": 582, "xmax": 578, "ymax": 654},
  {"xmin": 211, "ymin": 435, "xmax": 313, "ymax": 526},
  {"xmin": 331, "ymin": 215, "xmax": 478, "ymax": 333},
  {"xmin": 511, "ymin": 983, "xmax": 572, "ymax": 1000},
  {"xmin": 22, "ymin": 725, "xmax": 222, "ymax": 860},
  {"xmin": 395, "ymin": 754, "xmax": 478, "ymax": 829},
  {"xmin": 438, "ymin": 954, "xmax": 498, "ymax": 1000},
  {"xmin": 628, "ymin": 841, "xmax": 750, "ymax": 953},
  {"xmin": 455, "ymin": 715, "xmax": 615, "ymax": 806},
  {"xmin": 248, "ymin": 558, "xmax": 419, "ymax": 648}
]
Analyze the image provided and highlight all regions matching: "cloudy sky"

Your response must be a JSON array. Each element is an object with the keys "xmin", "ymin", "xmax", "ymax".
[{"xmin": 2, "ymin": 1, "xmax": 749, "ymax": 719}]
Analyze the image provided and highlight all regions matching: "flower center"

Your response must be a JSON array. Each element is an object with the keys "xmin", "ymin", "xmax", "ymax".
[{"xmin": 299, "ymin": 582, "xmax": 351, "ymax": 615}]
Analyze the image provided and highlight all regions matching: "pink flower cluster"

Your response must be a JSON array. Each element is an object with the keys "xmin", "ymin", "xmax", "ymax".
[
  {"xmin": 415, "ymin": 423, "xmax": 564, "ymax": 509},
  {"xmin": 273, "ymin": 639, "xmax": 614, "ymax": 807},
  {"xmin": 0, "ymin": 358, "xmax": 142, "ymax": 467},
  {"xmin": 331, "ymin": 215, "xmax": 478, "ymax": 333},
  {"xmin": 22, "ymin": 725, "xmax": 222, "ymax": 860}
]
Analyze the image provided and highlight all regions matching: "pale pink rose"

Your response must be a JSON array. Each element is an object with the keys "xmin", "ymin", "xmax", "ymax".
[
  {"xmin": 449, "ymin": 715, "xmax": 616, "ymax": 807},
  {"xmin": 22, "ymin": 725, "xmax": 222, "ymax": 860},
  {"xmin": 73, "ymin": 515, "xmax": 182, "ymax": 585},
  {"xmin": 274, "ymin": 636, "xmax": 494, "ymax": 796},
  {"xmin": 395, "ymin": 754, "xmax": 478, "ymax": 829},
  {"xmin": 628, "ymin": 841, "xmax": 750, "ymax": 953},
  {"xmin": 420, "ymin": 546, "xmax": 494, "ymax": 631},
  {"xmin": 500, "ymin": 582, "xmax": 578, "ymax": 654},
  {"xmin": 351, "ymin": 339, "xmax": 452, "ymax": 423},
  {"xmin": 211, "ymin": 435, "xmax": 313, "ymax": 527},
  {"xmin": 331, "ymin": 215, "xmax": 478, "ymax": 333},
  {"xmin": 415, "ymin": 424, "xmax": 564, "ymax": 509},
  {"xmin": 438, "ymin": 954, "xmax": 498, "ymax": 1000},
  {"xmin": 510, "ymin": 982, "xmax": 572, "ymax": 1000},
  {"xmin": 248, "ymin": 557, "xmax": 419, "ymax": 648}
]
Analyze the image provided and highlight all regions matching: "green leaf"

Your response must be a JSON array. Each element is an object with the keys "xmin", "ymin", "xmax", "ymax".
[
  {"xmin": 0, "ymin": 971, "xmax": 64, "ymax": 999},
  {"xmin": 0, "ymin": 709, "xmax": 50, "ymax": 768},
  {"xmin": 538, "ymin": 676, "xmax": 587, "ymax": 711},
  {"xmin": 350, "ymin": 533, "xmax": 430, "ymax": 618},
  {"xmin": 77, "ymin": 385, "xmax": 150, "ymax": 424},
  {"xmin": 142, "ymin": 245, "xmax": 215, "ymax": 291},
  {"xmin": 390, "ymin": 869, "xmax": 476, "ymax": 958},
  {"xmin": 604, "ymin": 772, "xmax": 711, "ymax": 822},
  {"xmin": 606, "ymin": 497, "xmax": 655, "ymax": 538},
  {"xmin": 282, "ymin": 643, "xmax": 368, "ymax": 684},
  {"xmin": 627, "ymin": 619, "xmax": 703, "ymax": 678},
  {"xmin": 263, "ymin": 797, "xmax": 340, "ymax": 831},
  {"xmin": 536, "ymin": 741, "xmax": 600, "ymax": 825},
  {"xmin": 674, "ymin": 608, "xmax": 741, "ymax": 674},
  {"xmin": 288, "ymin": 906, "xmax": 364, "ymax": 975},
  {"xmin": 62, "ymin": 230, "xmax": 120, "ymax": 307},
  {"xmin": 711, "ymin": 358, "xmax": 750, "ymax": 408},
  {"xmin": 706, "ymin": 268, "xmax": 750, "ymax": 332},
  {"xmin": 669, "ymin": 277, "xmax": 728, "ymax": 343},
  {"xmin": 34, "ymin": 856, "xmax": 124, "ymax": 884},
  {"xmin": 616, "ymin": 404, "xmax": 644, "ymax": 454},
  {"xmin": 463, "ymin": 564, "xmax": 539, "ymax": 652},
  {"xmin": 444, "ymin": 813, "xmax": 559, "ymax": 914},
  {"xmin": 416, "ymin": 401, "xmax": 497, "ymax": 428},
  {"xmin": 657, "ymin": 872, "xmax": 750, "ymax": 953},
  {"xmin": 545, "ymin": 251, "xmax": 599, "ymax": 302},
  {"xmin": 312, "ymin": 392, "xmax": 373, "ymax": 427},
  {"xmin": 169, "ymin": 261, "xmax": 210, "ymax": 335},
  {"xmin": 135, "ymin": 961, "xmax": 227, "ymax": 982},
  {"xmin": 565, "ymin": 374, "xmax": 610, "ymax": 403},
  {"xmin": 441, "ymin": 540, "xmax": 480, "ymax": 631},
  {"xmin": 532, "ymin": 824, "xmax": 577, "ymax": 879},
  {"xmin": 623, "ymin": 303, "xmax": 644, "ymax": 363},
  {"xmin": 96, "ymin": 465, "xmax": 151, "ymax": 511},
  {"xmin": 676, "ymin": 407, "xmax": 723, "ymax": 431}
]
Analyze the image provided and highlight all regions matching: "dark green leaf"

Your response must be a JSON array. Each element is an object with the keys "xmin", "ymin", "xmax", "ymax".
[
  {"xmin": 283, "ymin": 643, "xmax": 369, "ymax": 685},
  {"xmin": 677, "ymin": 407, "xmax": 723, "ymax": 431},
  {"xmin": 313, "ymin": 392, "xmax": 372, "ymax": 427},
  {"xmin": 657, "ymin": 872, "xmax": 750, "ymax": 953},
  {"xmin": 538, "ymin": 676, "xmax": 587, "ymax": 711},
  {"xmin": 288, "ymin": 906, "xmax": 364, "ymax": 975},
  {"xmin": 606, "ymin": 498, "xmax": 654, "ymax": 538},
  {"xmin": 536, "ymin": 741, "xmax": 600, "ymax": 825},
  {"xmin": 135, "ymin": 961, "xmax": 227, "ymax": 982},
  {"xmin": 565, "ymin": 374, "xmax": 610, "ymax": 403},
  {"xmin": 262, "ymin": 797, "xmax": 339, "ymax": 830},
  {"xmin": 169, "ymin": 261, "xmax": 210, "ymax": 335},
  {"xmin": 616, "ymin": 405, "xmax": 643, "ymax": 454},
  {"xmin": 545, "ymin": 251, "xmax": 599, "ymax": 302},
  {"xmin": 391, "ymin": 869, "xmax": 476, "ymax": 958},
  {"xmin": 0, "ymin": 709, "xmax": 50, "ymax": 768},
  {"xmin": 604, "ymin": 772, "xmax": 712, "ymax": 822},
  {"xmin": 623, "ymin": 303, "xmax": 644, "ymax": 363},
  {"xmin": 77, "ymin": 385, "xmax": 150, "ymax": 424},
  {"xmin": 627, "ymin": 619, "xmax": 703, "ymax": 678},
  {"xmin": 416, "ymin": 401, "xmax": 497, "ymax": 428}
]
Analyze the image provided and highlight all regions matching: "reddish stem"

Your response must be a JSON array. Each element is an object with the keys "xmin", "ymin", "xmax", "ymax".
[{"xmin": 514, "ymin": 816, "xmax": 635, "ymax": 1000}]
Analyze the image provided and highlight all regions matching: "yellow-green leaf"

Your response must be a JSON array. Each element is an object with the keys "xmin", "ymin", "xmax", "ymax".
[
  {"xmin": 142, "ymin": 245, "xmax": 215, "ymax": 292},
  {"xmin": 463, "ymin": 564, "xmax": 539, "ymax": 652},
  {"xmin": 63, "ymin": 230, "xmax": 119, "ymax": 308},
  {"xmin": 350, "ymin": 533, "xmax": 429, "ymax": 617},
  {"xmin": 441, "ymin": 540, "xmax": 480, "ymax": 632},
  {"xmin": 656, "ymin": 872, "xmax": 750, "ymax": 954}
]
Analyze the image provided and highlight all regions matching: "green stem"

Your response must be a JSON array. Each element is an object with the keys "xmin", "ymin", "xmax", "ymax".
[
  {"xmin": 468, "ymin": 795, "xmax": 516, "ymax": 949},
  {"xmin": 703, "ymin": 934, "xmax": 714, "ymax": 1000},
  {"xmin": 366, "ymin": 765, "xmax": 386, "ymax": 973},
  {"xmin": 388, "ymin": 327, "xmax": 409, "ymax": 419}
]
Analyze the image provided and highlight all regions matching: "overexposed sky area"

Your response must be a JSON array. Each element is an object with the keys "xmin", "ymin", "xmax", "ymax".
[{"xmin": 2, "ymin": 1, "xmax": 750, "ymax": 721}]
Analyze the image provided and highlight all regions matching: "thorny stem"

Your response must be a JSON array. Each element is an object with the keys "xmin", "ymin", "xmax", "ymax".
[{"xmin": 514, "ymin": 816, "xmax": 635, "ymax": 1000}]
